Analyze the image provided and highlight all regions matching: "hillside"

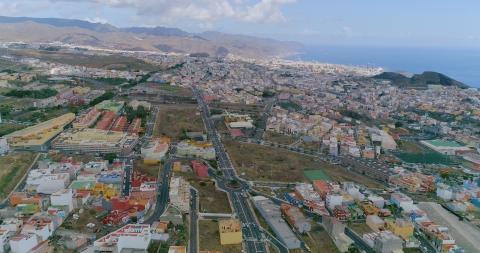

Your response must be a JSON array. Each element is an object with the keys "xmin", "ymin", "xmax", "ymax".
[
  {"xmin": 374, "ymin": 71, "xmax": 469, "ymax": 89},
  {"xmin": 0, "ymin": 16, "xmax": 302, "ymax": 59}
]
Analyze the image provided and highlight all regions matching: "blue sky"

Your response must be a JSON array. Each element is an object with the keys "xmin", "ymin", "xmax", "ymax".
[{"xmin": 1, "ymin": 0, "xmax": 479, "ymax": 49}]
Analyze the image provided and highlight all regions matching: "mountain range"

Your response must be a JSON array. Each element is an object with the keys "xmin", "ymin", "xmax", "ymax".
[{"xmin": 0, "ymin": 16, "xmax": 302, "ymax": 59}]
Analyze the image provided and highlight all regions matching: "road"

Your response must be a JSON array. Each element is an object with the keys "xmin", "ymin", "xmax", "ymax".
[
  {"xmin": 188, "ymin": 188, "xmax": 199, "ymax": 253},
  {"xmin": 143, "ymin": 160, "xmax": 173, "ymax": 224},
  {"xmin": 122, "ymin": 162, "xmax": 133, "ymax": 197},
  {"xmin": 193, "ymin": 87, "xmax": 272, "ymax": 253}
]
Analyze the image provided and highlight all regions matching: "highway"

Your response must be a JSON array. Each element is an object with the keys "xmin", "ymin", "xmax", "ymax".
[
  {"xmin": 188, "ymin": 188, "xmax": 199, "ymax": 253},
  {"xmin": 193, "ymin": 87, "xmax": 272, "ymax": 253}
]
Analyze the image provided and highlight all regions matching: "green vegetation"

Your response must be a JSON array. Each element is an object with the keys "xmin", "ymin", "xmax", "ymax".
[
  {"xmin": 279, "ymin": 101, "xmax": 302, "ymax": 111},
  {"xmin": 262, "ymin": 90, "xmax": 276, "ymax": 97},
  {"xmin": 0, "ymin": 153, "xmax": 36, "ymax": 200},
  {"xmin": 4, "ymin": 88, "xmax": 58, "ymax": 99},
  {"xmin": 374, "ymin": 71, "xmax": 468, "ymax": 89},
  {"xmin": 89, "ymin": 91, "xmax": 115, "ymax": 106},
  {"xmin": 103, "ymin": 153, "xmax": 117, "ymax": 163},
  {"xmin": 125, "ymin": 105, "xmax": 149, "ymax": 126},
  {"xmin": 94, "ymin": 77, "xmax": 128, "ymax": 85},
  {"xmin": 0, "ymin": 123, "xmax": 26, "ymax": 137}
]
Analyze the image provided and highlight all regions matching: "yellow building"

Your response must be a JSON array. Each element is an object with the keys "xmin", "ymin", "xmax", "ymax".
[
  {"xmin": 92, "ymin": 183, "xmax": 118, "ymax": 198},
  {"xmin": 6, "ymin": 113, "xmax": 75, "ymax": 151},
  {"xmin": 219, "ymin": 219, "xmax": 242, "ymax": 245},
  {"xmin": 385, "ymin": 218, "xmax": 414, "ymax": 240},
  {"xmin": 173, "ymin": 161, "xmax": 182, "ymax": 172}
]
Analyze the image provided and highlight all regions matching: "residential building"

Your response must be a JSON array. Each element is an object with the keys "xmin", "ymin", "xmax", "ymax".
[
  {"xmin": 366, "ymin": 215, "xmax": 385, "ymax": 232},
  {"xmin": 93, "ymin": 224, "xmax": 151, "ymax": 253},
  {"xmin": 9, "ymin": 233, "xmax": 39, "ymax": 253},
  {"xmin": 373, "ymin": 231, "xmax": 404, "ymax": 253},
  {"xmin": 280, "ymin": 204, "xmax": 311, "ymax": 234}
]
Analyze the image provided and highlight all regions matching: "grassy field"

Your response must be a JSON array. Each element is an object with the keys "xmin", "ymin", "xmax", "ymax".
[
  {"xmin": 176, "ymin": 171, "xmax": 231, "ymax": 213},
  {"xmin": 153, "ymin": 104, "xmax": 204, "ymax": 140},
  {"xmin": 0, "ymin": 123, "xmax": 26, "ymax": 137},
  {"xmin": 302, "ymin": 223, "xmax": 340, "ymax": 253},
  {"xmin": 0, "ymin": 152, "xmax": 37, "ymax": 200},
  {"xmin": 223, "ymin": 140, "xmax": 385, "ymax": 188},
  {"xmin": 199, "ymin": 220, "xmax": 243, "ymax": 253},
  {"xmin": 395, "ymin": 151, "xmax": 456, "ymax": 165}
]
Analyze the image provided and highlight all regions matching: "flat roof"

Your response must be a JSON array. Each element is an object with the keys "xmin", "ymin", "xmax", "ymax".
[{"xmin": 6, "ymin": 113, "xmax": 75, "ymax": 147}]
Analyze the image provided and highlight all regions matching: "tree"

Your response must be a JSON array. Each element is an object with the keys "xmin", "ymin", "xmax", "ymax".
[{"xmin": 104, "ymin": 153, "xmax": 117, "ymax": 163}]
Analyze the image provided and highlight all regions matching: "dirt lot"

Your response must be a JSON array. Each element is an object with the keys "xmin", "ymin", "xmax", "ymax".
[
  {"xmin": 153, "ymin": 104, "xmax": 205, "ymax": 140},
  {"xmin": 176, "ymin": 171, "xmax": 231, "ymax": 213},
  {"xmin": 264, "ymin": 131, "xmax": 298, "ymax": 145},
  {"xmin": 0, "ymin": 152, "xmax": 37, "ymax": 200},
  {"xmin": 223, "ymin": 140, "xmax": 384, "ymax": 188},
  {"xmin": 302, "ymin": 223, "xmax": 340, "ymax": 253},
  {"xmin": 199, "ymin": 220, "xmax": 243, "ymax": 253},
  {"xmin": 349, "ymin": 223, "xmax": 373, "ymax": 235},
  {"xmin": 134, "ymin": 160, "xmax": 162, "ymax": 177}
]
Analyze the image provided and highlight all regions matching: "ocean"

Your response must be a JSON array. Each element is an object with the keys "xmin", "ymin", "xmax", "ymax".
[{"xmin": 293, "ymin": 46, "xmax": 480, "ymax": 88}]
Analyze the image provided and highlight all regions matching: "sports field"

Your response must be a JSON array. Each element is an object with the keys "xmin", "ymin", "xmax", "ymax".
[{"xmin": 303, "ymin": 169, "xmax": 330, "ymax": 181}]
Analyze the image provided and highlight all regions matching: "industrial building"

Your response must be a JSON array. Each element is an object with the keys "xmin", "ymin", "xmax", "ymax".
[
  {"xmin": 252, "ymin": 196, "xmax": 301, "ymax": 249},
  {"xmin": 218, "ymin": 219, "xmax": 242, "ymax": 245},
  {"xmin": 5, "ymin": 113, "xmax": 75, "ymax": 151},
  {"xmin": 93, "ymin": 224, "xmax": 151, "ymax": 253},
  {"xmin": 52, "ymin": 128, "xmax": 138, "ymax": 155}
]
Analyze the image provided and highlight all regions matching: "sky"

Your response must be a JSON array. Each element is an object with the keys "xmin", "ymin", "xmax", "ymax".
[{"xmin": 0, "ymin": 0, "xmax": 480, "ymax": 49}]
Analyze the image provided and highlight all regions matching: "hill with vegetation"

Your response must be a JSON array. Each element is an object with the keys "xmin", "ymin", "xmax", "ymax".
[{"xmin": 374, "ymin": 71, "xmax": 469, "ymax": 89}]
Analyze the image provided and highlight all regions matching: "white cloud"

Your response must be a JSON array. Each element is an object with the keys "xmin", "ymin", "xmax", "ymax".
[
  {"xmin": 50, "ymin": 0, "xmax": 296, "ymax": 24},
  {"xmin": 84, "ymin": 16, "xmax": 108, "ymax": 24}
]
